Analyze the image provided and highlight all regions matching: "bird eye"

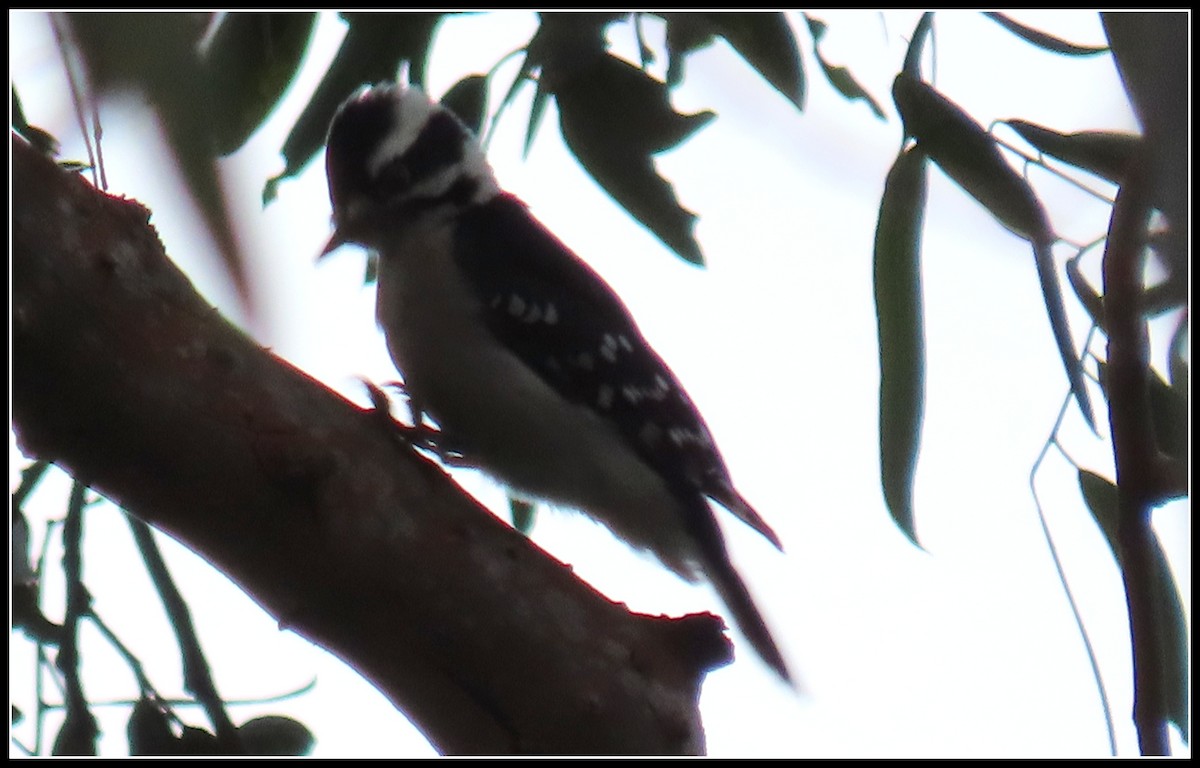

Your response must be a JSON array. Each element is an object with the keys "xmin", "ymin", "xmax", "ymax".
[{"xmin": 374, "ymin": 156, "xmax": 412, "ymax": 199}]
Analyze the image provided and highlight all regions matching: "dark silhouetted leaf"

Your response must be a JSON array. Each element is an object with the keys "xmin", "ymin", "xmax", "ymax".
[
  {"xmin": 128, "ymin": 697, "xmax": 176, "ymax": 756},
  {"xmin": 892, "ymin": 73, "xmax": 1094, "ymax": 430},
  {"xmin": 440, "ymin": 74, "xmax": 489, "ymax": 136},
  {"xmin": 522, "ymin": 79, "xmax": 550, "ymax": 159},
  {"xmin": 203, "ymin": 12, "xmax": 318, "ymax": 155},
  {"xmin": 509, "ymin": 497, "xmax": 537, "ymax": 535},
  {"xmin": 554, "ymin": 53, "xmax": 714, "ymax": 264},
  {"xmin": 902, "ymin": 12, "xmax": 935, "ymax": 77},
  {"xmin": 52, "ymin": 710, "xmax": 98, "ymax": 756},
  {"xmin": 1065, "ymin": 254, "xmax": 1104, "ymax": 328},
  {"xmin": 704, "ymin": 13, "xmax": 805, "ymax": 109},
  {"xmin": 265, "ymin": 12, "xmax": 446, "ymax": 203},
  {"xmin": 1033, "ymin": 240, "xmax": 1096, "ymax": 431},
  {"xmin": 1147, "ymin": 366, "xmax": 1188, "ymax": 465},
  {"xmin": 67, "ymin": 12, "xmax": 255, "ymax": 316},
  {"xmin": 984, "ymin": 12, "xmax": 1110, "ymax": 56},
  {"xmin": 873, "ymin": 147, "xmax": 928, "ymax": 546},
  {"xmin": 661, "ymin": 13, "xmax": 716, "ymax": 87},
  {"xmin": 892, "ymin": 72, "xmax": 1053, "ymax": 243},
  {"xmin": 177, "ymin": 725, "xmax": 221, "ymax": 755},
  {"xmin": 1099, "ymin": 360, "xmax": 1189, "ymax": 469},
  {"xmin": 1077, "ymin": 470, "xmax": 1190, "ymax": 742},
  {"xmin": 238, "ymin": 715, "xmax": 315, "ymax": 756},
  {"xmin": 804, "ymin": 14, "xmax": 885, "ymax": 120},
  {"xmin": 1005, "ymin": 119, "xmax": 1139, "ymax": 184}
]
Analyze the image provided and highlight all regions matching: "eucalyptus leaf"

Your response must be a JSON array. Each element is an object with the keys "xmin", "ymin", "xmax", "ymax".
[
  {"xmin": 804, "ymin": 14, "xmax": 885, "ymax": 119},
  {"xmin": 440, "ymin": 74, "xmax": 489, "ymax": 136},
  {"xmin": 509, "ymin": 497, "xmax": 537, "ymax": 536},
  {"xmin": 893, "ymin": 73, "xmax": 1094, "ymax": 430},
  {"xmin": 238, "ymin": 715, "xmax": 315, "ymax": 756},
  {"xmin": 984, "ymin": 12, "xmax": 1109, "ymax": 56},
  {"xmin": 1004, "ymin": 119, "xmax": 1139, "ymax": 185},
  {"xmin": 554, "ymin": 53, "xmax": 713, "ymax": 264},
  {"xmin": 873, "ymin": 147, "xmax": 928, "ymax": 546},
  {"xmin": 203, "ymin": 13, "xmax": 317, "ymax": 156},
  {"xmin": 704, "ymin": 12, "xmax": 805, "ymax": 109},
  {"xmin": 892, "ymin": 72, "xmax": 1052, "ymax": 244}
]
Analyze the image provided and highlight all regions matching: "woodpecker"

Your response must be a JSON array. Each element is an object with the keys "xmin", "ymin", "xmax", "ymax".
[{"xmin": 322, "ymin": 83, "xmax": 790, "ymax": 682}]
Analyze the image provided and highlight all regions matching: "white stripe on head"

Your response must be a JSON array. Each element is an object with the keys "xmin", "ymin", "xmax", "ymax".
[
  {"xmin": 366, "ymin": 84, "xmax": 501, "ymax": 205},
  {"xmin": 367, "ymin": 85, "xmax": 436, "ymax": 178}
]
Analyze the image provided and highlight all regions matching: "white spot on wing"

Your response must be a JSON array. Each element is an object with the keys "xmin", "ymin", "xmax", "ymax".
[
  {"xmin": 508, "ymin": 294, "xmax": 526, "ymax": 317},
  {"xmin": 544, "ymin": 303, "xmax": 558, "ymax": 325},
  {"xmin": 597, "ymin": 384, "xmax": 614, "ymax": 409}
]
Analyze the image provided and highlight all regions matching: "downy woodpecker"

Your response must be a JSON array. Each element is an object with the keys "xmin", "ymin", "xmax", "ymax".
[{"xmin": 322, "ymin": 83, "xmax": 790, "ymax": 682}]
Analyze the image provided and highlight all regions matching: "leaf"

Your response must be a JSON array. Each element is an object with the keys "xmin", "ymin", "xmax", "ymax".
[
  {"xmin": 1004, "ymin": 119, "xmax": 1140, "ymax": 185},
  {"xmin": 892, "ymin": 72, "xmax": 1053, "ymax": 244},
  {"xmin": 264, "ymin": 12, "xmax": 446, "ymax": 203},
  {"xmin": 509, "ymin": 497, "xmax": 537, "ymax": 536},
  {"xmin": 439, "ymin": 74, "xmax": 489, "ymax": 136},
  {"xmin": 983, "ymin": 12, "xmax": 1110, "ymax": 56},
  {"xmin": 1065, "ymin": 253, "xmax": 1104, "ymax": 329},
  {"xmin": 661, "ymin": 13, "xmax": 716, "ymax": 87},
  {"xmin": 703, "ymin": 12, "xmax": 805, "ymax": 109},
  {"xmin": 67, "ymin": 13, "xmax": 257, "ymax": 314},
  {"xmin": 892, "ymin": 73, "xmax": 1094, "ymax": 431},
  {"xmin": 203, "ymin": 12, "xmax": 318, "ymax": 155},
  {"xmin": 556, "ymin": 53, "xmax": 715, "ymax": 155},
  {"xmin": 804, "ymin": 14, "xmax": 885, "ymax": 120},
  {"xmin": 127, "ymin": 697, "xmax": 176, "ymax": 756},
  {"xmin": 1077, "ymin": 470, "xmax": 1190, "ymax": 742},
  {"xmin": 873, "ymin": 147, "xmax": 929, "ymax": 546},
  {"xmin": 902, "ymin": 12, "xmax": 935, "ymax": 77},
  {"xmin": 176, "ymin": 725, "xmax": 220, "ymax": 756},
  {"xmin": 1033, "ymin": 241, "xmax": 1097, "ymax": 432},
  {"xmin": 522, "ymin": 79, "xmax": 550, "ymax": 160},
  {"xmin": 52, "ymin": 710, "xmax": 98, "ymax": 756},
  {"xmin": 238, "ymin": 715, "xmax": 315, "ymax": 756},
  {"xmin": 554, "ymin": 53, "xmax": 713, "ymax": 264},
  {"xmin": 1146, "ymin": 366, "xmax": 1187, "ymax": 464}
]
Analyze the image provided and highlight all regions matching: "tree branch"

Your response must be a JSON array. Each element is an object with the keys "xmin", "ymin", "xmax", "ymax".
[
  {"xmin": 11, "ymin": 133, "xmax": 733, "ymax": 756},
  {"xmin": 1101, "ymin": 147, "xmax": 1167, "ymax": 756}
]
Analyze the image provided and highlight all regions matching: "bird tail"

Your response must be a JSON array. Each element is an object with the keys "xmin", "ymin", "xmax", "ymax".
[{"xmin": 685, "ymin": 498, "xmax": 793, "ymax": 684}]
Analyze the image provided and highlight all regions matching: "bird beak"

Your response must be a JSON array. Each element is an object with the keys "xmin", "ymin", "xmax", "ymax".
[
  {"xmin": 316, "ymin": 230, "xmax": 340, "ymax": 261},
  {"xmin": 317, "ymin": 227, "xmax": 346, "ymax": 262}
]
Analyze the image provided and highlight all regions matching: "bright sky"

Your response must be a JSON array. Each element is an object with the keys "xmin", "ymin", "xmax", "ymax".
[{"xmin": 10, "ymin": 10, "xmax": 1190, "ymax": 758}]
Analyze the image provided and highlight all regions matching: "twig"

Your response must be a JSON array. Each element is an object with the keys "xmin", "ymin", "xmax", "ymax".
[
  {"xmin": 56, "ymin": 481, "xmax": 98, "ymax": 755},
  {"xmin": 1100, "ymin": 148, "xmax": 1168, "ymax": 755},
  {"xmin": 126, "ymin": 514, "xmax": 244, "ymax": 753},
  {"xmin": 1028, "ymin": 324, "xmax": 1117, "ymax": 756}
]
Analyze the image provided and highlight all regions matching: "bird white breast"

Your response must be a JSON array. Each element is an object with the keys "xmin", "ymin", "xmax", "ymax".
[{"xmin": 375, "ymin": 217, "xmax": 698, "ymax": 579}]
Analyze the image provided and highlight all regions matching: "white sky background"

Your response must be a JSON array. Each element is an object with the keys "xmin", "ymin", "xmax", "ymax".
[{"xmin": 10, "ymin": 10, "xmax": 1191, "ymax": 758}]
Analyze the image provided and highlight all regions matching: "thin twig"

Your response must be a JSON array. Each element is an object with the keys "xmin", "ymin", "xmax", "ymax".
[
  {"xmin": 56, "ymin": 481, "xmax": 98, "ymax": 755},
  {"xmin": 48, "ymin": 14, "xmax": 97, "ymax": 186},
  {"xmin": 125, "ymin": 514, "xmax": 244, "ymax": 753},
  {"xmin": 1028, "ymin": 324, "xmax": 1117, "ymax": 756}
]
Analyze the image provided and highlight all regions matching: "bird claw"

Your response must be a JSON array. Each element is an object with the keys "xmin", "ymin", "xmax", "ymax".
[{"xmin": 360, "ymin": 379, "xmax": 474, "ymax": 467}]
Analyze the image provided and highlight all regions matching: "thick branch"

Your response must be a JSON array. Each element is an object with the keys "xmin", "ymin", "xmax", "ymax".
[{"xmin": 11, "ymin": 134, "xmax": 733, "ymax": 756}]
